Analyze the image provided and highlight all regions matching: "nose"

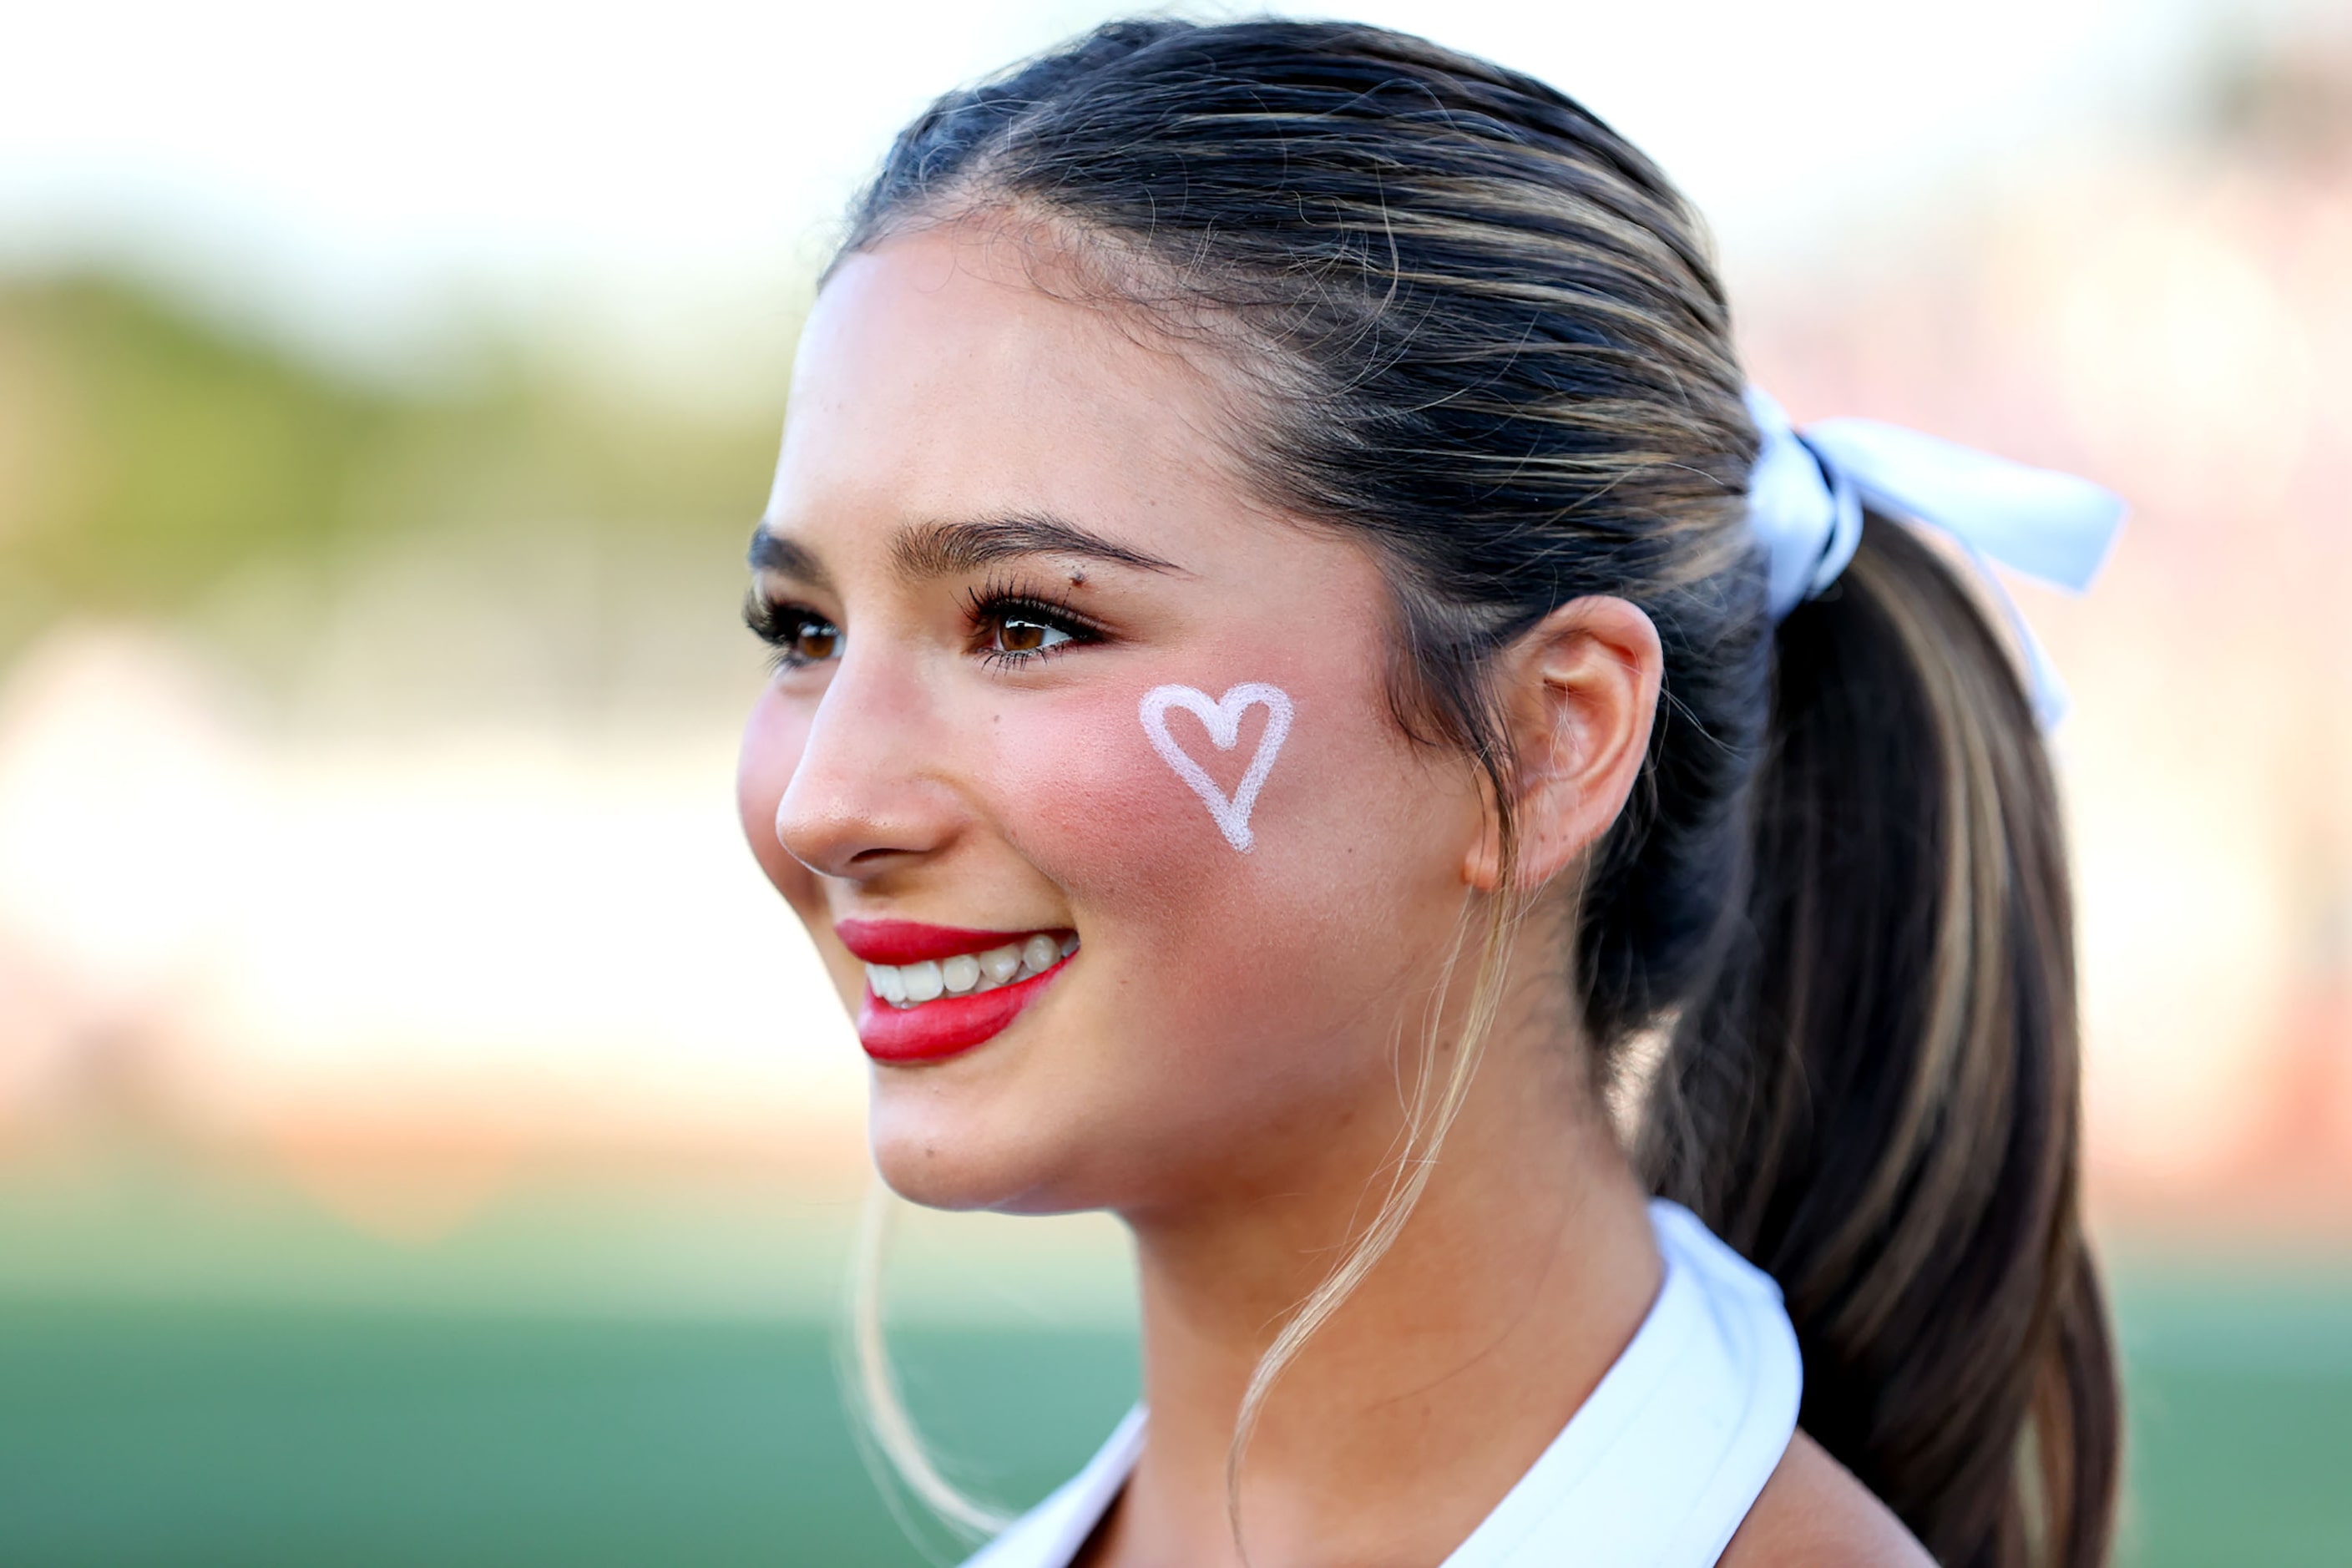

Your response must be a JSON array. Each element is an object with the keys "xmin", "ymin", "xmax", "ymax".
[{"xmin": 771, "ymin": 651, "xmax": 963, "ymax": 882}]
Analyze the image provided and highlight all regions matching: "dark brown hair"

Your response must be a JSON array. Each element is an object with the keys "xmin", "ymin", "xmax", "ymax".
[{"xmin": 833, "ymin": 18, "xmax": 2121, "ymax": 1565}]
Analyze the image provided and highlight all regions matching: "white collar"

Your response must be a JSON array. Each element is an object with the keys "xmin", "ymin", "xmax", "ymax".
[{"xmin": 964, "ymin": 1199, "xmax": 1801, "ymax": 1568}]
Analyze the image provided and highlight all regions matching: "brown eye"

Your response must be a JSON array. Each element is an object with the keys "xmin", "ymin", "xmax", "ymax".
[
  {"xmin": 792, "ymin": 618, "xmax": 840, "ymax": 662},
  {"xmin": 994, "ymin": 617, "xmax": 1060, "ymax": 655},
  {"xmin": 963, "ymin": 593, "xmax": 1091, "ymax": 665},
  {"xmin": 984, "ymin": 615, "xmax": 1074, "ymax": 659}
]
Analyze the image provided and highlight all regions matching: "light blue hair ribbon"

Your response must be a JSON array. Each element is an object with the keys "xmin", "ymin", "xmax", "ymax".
[{"xmin": 1743, "ymin": 386, "xmax": 2127, "ymax": 729}]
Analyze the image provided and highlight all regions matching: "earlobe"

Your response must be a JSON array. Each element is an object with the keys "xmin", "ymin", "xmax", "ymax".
[
  {"xmin": 1460, "ymin": 772, "xmax": 1510, "ymax": 892},
  {"xmin": 1464, "ymin": 596, "xmax": 1663, "ymax": 894}
]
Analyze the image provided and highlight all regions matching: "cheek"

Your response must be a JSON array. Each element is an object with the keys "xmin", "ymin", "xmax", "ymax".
[
  {"xmin": 972, "ymin": 676, "xmax": 1472, "ymax": 1053},
  {"xmin": 736, "ymin": 685, "xmax": 822, "ymax": 917}
]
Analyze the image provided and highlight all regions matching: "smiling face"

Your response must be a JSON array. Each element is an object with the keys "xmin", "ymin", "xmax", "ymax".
[{"xmin": 736, "ymin": 224, "xmax": 1490, "ymax": 1216}]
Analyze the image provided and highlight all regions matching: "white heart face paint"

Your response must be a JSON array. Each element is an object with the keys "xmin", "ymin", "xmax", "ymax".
[{"xmin": 1138, "ymin": 682, "xmax": 1295, "ymax": 853}]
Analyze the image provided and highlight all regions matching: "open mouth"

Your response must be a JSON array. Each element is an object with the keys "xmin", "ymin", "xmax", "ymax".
[
  {"xmin": 835, "ymin": 919, "xmax": 1077, "ymax": 1063},
  {"xmin": 862, "ymin": 931, "xmax": 1077, "ymax": 1009}
]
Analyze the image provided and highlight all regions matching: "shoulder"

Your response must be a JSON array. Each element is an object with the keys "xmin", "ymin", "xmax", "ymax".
[{"xmin": 1717, "ymin": 1429, "xmax": 1935, "ymax": 1568}]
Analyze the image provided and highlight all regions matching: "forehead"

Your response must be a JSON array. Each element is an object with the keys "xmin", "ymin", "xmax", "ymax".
[{"xmin": 767, "ymin": 225, "xmax": 1255, "ymax": 543}]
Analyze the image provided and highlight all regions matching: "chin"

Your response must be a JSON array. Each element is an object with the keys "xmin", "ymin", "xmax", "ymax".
[
  {"xmin": 866, "ymin": 1080, "xmax": 1099, "ymax": 1215},
  {"xmin": 869, "ymin": 1133, "xmax": 1021, "ymax": 1212}
]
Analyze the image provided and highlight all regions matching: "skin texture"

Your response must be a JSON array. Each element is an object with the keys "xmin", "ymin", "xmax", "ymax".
[{"xmin": 736, "ymin": 224, "xmax": 1930, "ymax": 1566}]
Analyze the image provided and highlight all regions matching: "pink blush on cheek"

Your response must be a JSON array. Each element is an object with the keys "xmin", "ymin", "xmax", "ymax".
[
  {"xmin": 975, "ymin": 675, "xmax": 1428, "ymax": 936},
  {"xmin": 965, "ymin": 681, "xmax": 1464, "ymax": 1166},
  {"xmin": 738, "ymin": 686, "xmax": 812, "ymax": 823},
  {"xmin": 736, "ymin": 686, "xmax": 823, "ymax": 910},
  {"xmin": 989, "ymin": 705, "xmax": 1193, "ymax": 874}
]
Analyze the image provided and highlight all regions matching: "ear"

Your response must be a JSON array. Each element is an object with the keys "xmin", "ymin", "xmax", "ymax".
[{"xmin": 1462, "ymin": 596, "xmax": 1664, "ymax": 893}]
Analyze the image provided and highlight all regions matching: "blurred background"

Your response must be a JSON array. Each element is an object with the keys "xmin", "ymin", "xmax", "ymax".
[{"xmin": 2, "ymin": 1, "xmax": 2347, "ymax": 1563}]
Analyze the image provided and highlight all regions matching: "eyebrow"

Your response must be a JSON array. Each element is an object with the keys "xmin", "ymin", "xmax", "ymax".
[
  {"xmin": 746, "ymin": 528, "xmax": 834, "ymax": 591},
  {"xmin": 746, "ymin": 509, "xmax": 1183, "ymax": 594},
  {"xmin": 888, "ymin": 511, "xmax": 1182, "ymax": 581}
]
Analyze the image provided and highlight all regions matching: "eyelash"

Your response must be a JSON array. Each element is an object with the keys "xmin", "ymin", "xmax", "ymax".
[
  {"xmin": 962, "ymin": 576, "xmax": 1108, "ymax": 670},
  {"xmin": 742, "ymin": 593, "xmax": 840, "ymax": 671},
  {"xmin": 741, "ymin": 579, "xmax": 1109, "ymax": 672}
]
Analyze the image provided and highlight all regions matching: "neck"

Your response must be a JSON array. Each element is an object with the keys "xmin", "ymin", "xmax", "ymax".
[{"xmin": 1094, "ymin": 1009, "xmax": 1663, "ymax": 1568}]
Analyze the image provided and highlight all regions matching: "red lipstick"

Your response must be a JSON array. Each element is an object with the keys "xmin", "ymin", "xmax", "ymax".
[
  {"xmin": 837, "ymin": 919, "xmax": 1040, "ymax": 964},
  {"xmin": 836, "ymin": 918, "xmax": 1074, "ymax": 1064}
]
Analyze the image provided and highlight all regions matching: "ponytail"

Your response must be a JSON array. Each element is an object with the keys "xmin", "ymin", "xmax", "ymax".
[{"xmin": 1638, "ymin": 515, "xmax": 2122, "ymax": 1568}]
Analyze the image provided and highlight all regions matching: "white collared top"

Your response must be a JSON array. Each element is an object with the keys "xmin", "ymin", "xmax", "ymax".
[{"xmin": 963, "ymin": 1198, "xmax": 1802, "ymax": 1568}]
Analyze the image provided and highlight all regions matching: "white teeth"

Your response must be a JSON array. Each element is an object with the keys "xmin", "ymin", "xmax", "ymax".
[
  {"xmin": 864, "ymin": 933, "xmax": 1077, "ymax": 1009},
  {"xmin": 901, "ymin": 959, "xmax": 943, "ymax": 1004}
]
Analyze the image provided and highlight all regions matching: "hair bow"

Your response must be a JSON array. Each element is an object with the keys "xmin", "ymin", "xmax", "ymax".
[{"xmin": 1743, "ymin": 387, "xmax": 2126, "ymax": 729}]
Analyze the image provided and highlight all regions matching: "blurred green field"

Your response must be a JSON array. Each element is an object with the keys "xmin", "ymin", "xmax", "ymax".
[
  {"xmin": 1, "ymin": 1207, "xmax": 2346, "ymax": 1567},
  {"xmin": 0, "ymin": 1302, "xmax": 1134, "ymax": 1566}
]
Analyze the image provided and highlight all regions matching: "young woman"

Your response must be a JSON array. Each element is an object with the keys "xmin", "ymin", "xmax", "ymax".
[{"xmin": 735, "ymin": 19, "xmax": 2123, "ymax": 1566}]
